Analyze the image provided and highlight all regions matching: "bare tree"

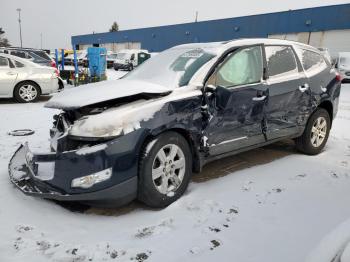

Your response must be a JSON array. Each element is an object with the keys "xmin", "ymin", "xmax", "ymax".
[
  {"xmin": 109, "ymin": 22, "xmax": 119, "ymax": 32},
  {"xmin": 0, "ymin": 27, "xmax": 10, "ymax": 47}
]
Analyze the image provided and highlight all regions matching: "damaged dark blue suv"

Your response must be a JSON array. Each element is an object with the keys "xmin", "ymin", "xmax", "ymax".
[{"xmin": 9, "ymin": 39, "xmax": 342, "ymax": 208}]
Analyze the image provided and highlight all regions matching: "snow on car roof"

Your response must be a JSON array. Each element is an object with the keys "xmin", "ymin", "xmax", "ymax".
[
  {"xmin": 0, "ymin": 53, "xmax": 43, "ymax": 68},
  {"xmin": 171, "ymin": 38, "xmax": 321, "ymax": 54}
]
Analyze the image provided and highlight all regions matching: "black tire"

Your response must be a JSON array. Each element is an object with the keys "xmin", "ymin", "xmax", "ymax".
[
  {"xmin": 295, "ymin": 108, "xmax": 331, "ymax": 155},
  {"xmin": 14, "ymin": 81, "xmax": 41, "ymax": 103},
  {"xmin": 138, "ymin": 131, "xmax": 192, "ymax": 208},
  {"xmin": 128, "ymin": 64, "xmax": 134, "ymax": 71}
]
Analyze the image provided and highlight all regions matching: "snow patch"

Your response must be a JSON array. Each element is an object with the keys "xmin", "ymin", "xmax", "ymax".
[{"xmin": 75, "ymin": 144, "xmax": 107, "ymax": 156}]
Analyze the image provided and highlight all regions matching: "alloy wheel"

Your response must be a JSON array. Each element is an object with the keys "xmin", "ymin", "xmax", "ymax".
[
  {"xmin": 152, "ymin": 144, "xmax": 186, "ymax": 194},
  {"xmin": 310, "ymin": 116, "xmax": 327, "ymax": 148},
  {"xmin": 19, "ymin": 84, "xmax": 38, "ymax": 102}
]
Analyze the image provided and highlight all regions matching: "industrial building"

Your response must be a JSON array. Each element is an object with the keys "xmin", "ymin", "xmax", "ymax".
[{"xmin": 72, "ymin": 4, "xmax": 350, "ymax": 57}]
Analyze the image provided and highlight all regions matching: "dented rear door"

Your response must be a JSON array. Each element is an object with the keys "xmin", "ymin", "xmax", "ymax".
[{"xmin": 264, "ymin": 45, "xmax": 310, "ymax": 140}]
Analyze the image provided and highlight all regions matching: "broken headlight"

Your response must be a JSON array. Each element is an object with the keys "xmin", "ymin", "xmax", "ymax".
[{"xmin": 68, "ymin": 118, "xmax": 123, "ymax": 141}]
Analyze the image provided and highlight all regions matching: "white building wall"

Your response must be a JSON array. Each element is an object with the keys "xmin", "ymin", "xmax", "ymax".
[{"xmin": 269, "ymin": 29, "xmax": 350, "ymax": 58}]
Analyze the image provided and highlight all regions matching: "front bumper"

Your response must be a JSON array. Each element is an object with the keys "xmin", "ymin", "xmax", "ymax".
[
  {"xmin": 113, "ymin": 63, "xmax": 130, "ymax": 70},
  {"xmin": 8, "ymin": 129, "xmax": 148, "ymax": 206}
]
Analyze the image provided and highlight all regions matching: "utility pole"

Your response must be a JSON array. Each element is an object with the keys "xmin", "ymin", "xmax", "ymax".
[
  {"xmin": 195, "ymin": 11, "xmax": 198, "ymax": 22},
  {"xmin": 16, "ymin": 8, "xmax": 23, "ymax": 48},
  {"xmin": 40, "ymin": 33, "xmax": 42, "ymax": 49}
]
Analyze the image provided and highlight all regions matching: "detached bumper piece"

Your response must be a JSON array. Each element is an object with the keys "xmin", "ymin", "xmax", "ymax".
[{"xmin": 8, "ymin": 143, "xmax": 137, "ymax": 207}]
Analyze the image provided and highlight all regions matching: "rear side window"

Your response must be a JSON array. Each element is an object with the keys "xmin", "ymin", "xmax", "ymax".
[
  {"xmin": 0, "ymin": 56, "xmax": 9, "ymax": 67},
  {"xmin": 265, "ymin": 46, "xmax": 298, "ymax": 78},
  {"xmin": 296, "ymin": 48, "xmax": 328, "ymax": 74},
  {"xmin": 14, "ymin": 60, "xmax": 25, "ymax": 68}
]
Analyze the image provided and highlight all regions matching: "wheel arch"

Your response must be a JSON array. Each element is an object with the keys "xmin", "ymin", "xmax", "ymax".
[
  {"xmin": 318, "ymin": 100, "xmax": 333, "ymax": 126},
  {"xmin": 140, "ymin": 128, "xmax": 202, "ymax": 174}
]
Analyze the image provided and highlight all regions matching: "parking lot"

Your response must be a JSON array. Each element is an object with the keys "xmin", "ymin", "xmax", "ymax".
[{"xmin": 0, "ymin": 68, "xmax": 349, "ymax": 261}]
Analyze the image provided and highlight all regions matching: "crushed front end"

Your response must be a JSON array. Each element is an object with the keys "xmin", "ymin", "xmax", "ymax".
[{"xmin": 8, "ymin": 112, "xmax": 147, "ymax": 207}]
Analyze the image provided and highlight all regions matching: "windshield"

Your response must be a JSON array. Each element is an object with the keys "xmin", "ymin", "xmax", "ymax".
[
  {"xmin": 108, "ymin": 54, "xmax": 118, "ymax": 59},
  {"xmin": 117, "ymin": 53, "xmax": 131, "ymax": 60},
  {"xmin": 124, "ymin": 48, "xmax": 216, "ymax": 87},
  {"xmin": 31, "ymin": 50, "xmax": 51, "ymax": 61}
]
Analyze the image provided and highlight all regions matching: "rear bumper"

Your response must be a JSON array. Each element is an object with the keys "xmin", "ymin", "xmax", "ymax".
[
  {"xmin": 8, "ymin": 129, "xmax": 148, "ymax": 206},
  {"xmin": 40, "ymin": 78, "xmax": 60, "ymax": 94}
]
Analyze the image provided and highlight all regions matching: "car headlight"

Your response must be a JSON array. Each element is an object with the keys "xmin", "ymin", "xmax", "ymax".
[
  {"xmin": 68, "ymin": 118, "xmax": 123, "ymax": 140},
  {"xmin": 71, "ymin": 168, "xmax": 112, "ymax": 189}
]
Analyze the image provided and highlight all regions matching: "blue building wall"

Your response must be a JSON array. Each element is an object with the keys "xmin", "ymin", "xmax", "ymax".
[{"xmin": 72, "ymin": 4, "xmax": 350, "ymax": 52}]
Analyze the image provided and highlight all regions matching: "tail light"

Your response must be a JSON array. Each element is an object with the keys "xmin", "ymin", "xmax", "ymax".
[
  {"xmin": 336, "ymin": 72, "xmax": 343, "ymax": 82},
  {"xmin": 50, "ymin": 60, "xmax": 56, "ymax": 68}
]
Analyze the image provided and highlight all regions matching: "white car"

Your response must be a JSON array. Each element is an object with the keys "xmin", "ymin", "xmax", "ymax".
[
  {"xmin": 337, "ymin": 52, "xmax": 350, "ymax": 82},
  {"xmin": 113, "ymin": 49, "xmax": 151, "ymax": 71},
  {"xmin": 0, "ymin": 53, "xmax": 60, "ymax": 103}
]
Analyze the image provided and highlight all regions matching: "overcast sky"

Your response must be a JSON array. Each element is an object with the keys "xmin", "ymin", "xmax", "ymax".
[{"xmin": 1, "ymin": 0, "xmax": 349, "ymax": 50}]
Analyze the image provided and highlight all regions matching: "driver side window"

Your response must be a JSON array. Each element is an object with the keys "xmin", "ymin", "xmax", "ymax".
[{"xmin": 208, "ymin": 46, "xmax": 263, "ymax": 88}]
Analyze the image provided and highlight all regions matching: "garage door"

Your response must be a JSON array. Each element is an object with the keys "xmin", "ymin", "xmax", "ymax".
[{"xmin": 269, "ymin": 29, "xmax": 350, "ymax": 58}]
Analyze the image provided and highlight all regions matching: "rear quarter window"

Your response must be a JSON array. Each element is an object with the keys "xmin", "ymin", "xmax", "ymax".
[{"xmin": 295, "ymin": 47, "xmax": 328, "ymax": 75}]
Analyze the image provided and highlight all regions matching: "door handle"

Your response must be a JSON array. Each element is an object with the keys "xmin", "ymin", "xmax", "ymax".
[
  {"xmin": 252, "ymin": 95, "xmax": 266, "ymax": 101},
  {"xmin": 299, "ymin": 83, "xmax": 309, "ymax": 92},
  {"xmin": 7, "ymin": 72, "xmax": 16, "ymax": 76}
]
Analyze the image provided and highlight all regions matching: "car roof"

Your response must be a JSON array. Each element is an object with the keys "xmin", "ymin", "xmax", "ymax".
[
  {"xmin": 171, "ymin": 38, "xmax": 320, "ymax": 54},
  {"xmin": 0, "ymin": 47, "xmax": 48, "ymax": 52},
  {"xmin": 0, "ymin": 53, "xmax": 42, "ymax": 67}
]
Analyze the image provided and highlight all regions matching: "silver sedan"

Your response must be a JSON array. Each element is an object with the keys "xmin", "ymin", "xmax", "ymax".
[{"xmin": 0, "ymin": 53, "xmax": 60, "ymax": 102}]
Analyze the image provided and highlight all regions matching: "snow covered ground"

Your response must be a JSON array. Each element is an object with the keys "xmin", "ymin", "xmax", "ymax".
[{"xmin": 0, "ymin": 72, "xmax": 349, "ymax": 262}]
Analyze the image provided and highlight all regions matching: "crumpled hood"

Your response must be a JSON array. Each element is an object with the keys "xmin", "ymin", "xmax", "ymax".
[{"xmin": 45, "ymin": 79, "xmax": 173, "ymax": 110}]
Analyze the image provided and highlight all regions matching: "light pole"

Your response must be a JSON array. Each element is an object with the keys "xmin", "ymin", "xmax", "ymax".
[{"xmin": 16, "ymin": 8, "xmax": 23, "ymax": 48}]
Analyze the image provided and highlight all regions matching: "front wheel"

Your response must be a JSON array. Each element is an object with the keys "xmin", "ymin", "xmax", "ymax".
[
  {"xmin": 295, "ymin": 108, "xmax": 331, "ymax": 155},
  {"xmin": 138, "ymin": 132, "xmax": 192, "ymax": 208}
]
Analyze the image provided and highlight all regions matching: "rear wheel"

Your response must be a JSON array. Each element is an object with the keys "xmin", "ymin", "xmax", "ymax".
[
  {"xmin": 14, "ymin": 81, "xmax": 40, "ymax": 103},
  {"xmin": 295, "ymin": 108, "xmax": 331, "ymax": 155},
  {"xmin": 138, "ymin": 132, "xmax": 192, "ymax": 207}
]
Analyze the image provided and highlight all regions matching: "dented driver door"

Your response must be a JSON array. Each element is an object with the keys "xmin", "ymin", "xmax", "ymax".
[{"xmin": 203, "ymin": 45, "xmax": 267, "ymax": 156}]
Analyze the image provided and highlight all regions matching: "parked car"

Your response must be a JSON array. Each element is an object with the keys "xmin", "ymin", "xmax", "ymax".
[
  {"xmin": 64, "ymin": 50, "xmax": 87, "ymax": 66},
  {"xmin": 9, "ymin": 39, "xmax": 341, "ymax": 208},
  {"xmin": 336, "ymin": 52, "xmax": 350, "ymax": 82},
  {"xmin": 1, "ymin": 47, "xmax": 64, "ymax": 89},
  {"xmin": 0, "ymin": 53, "xmax": 60, "ymax": 102},
  {"xmin": 113, "ymin": 49, "xmax": 150, "ymax": 71}
]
